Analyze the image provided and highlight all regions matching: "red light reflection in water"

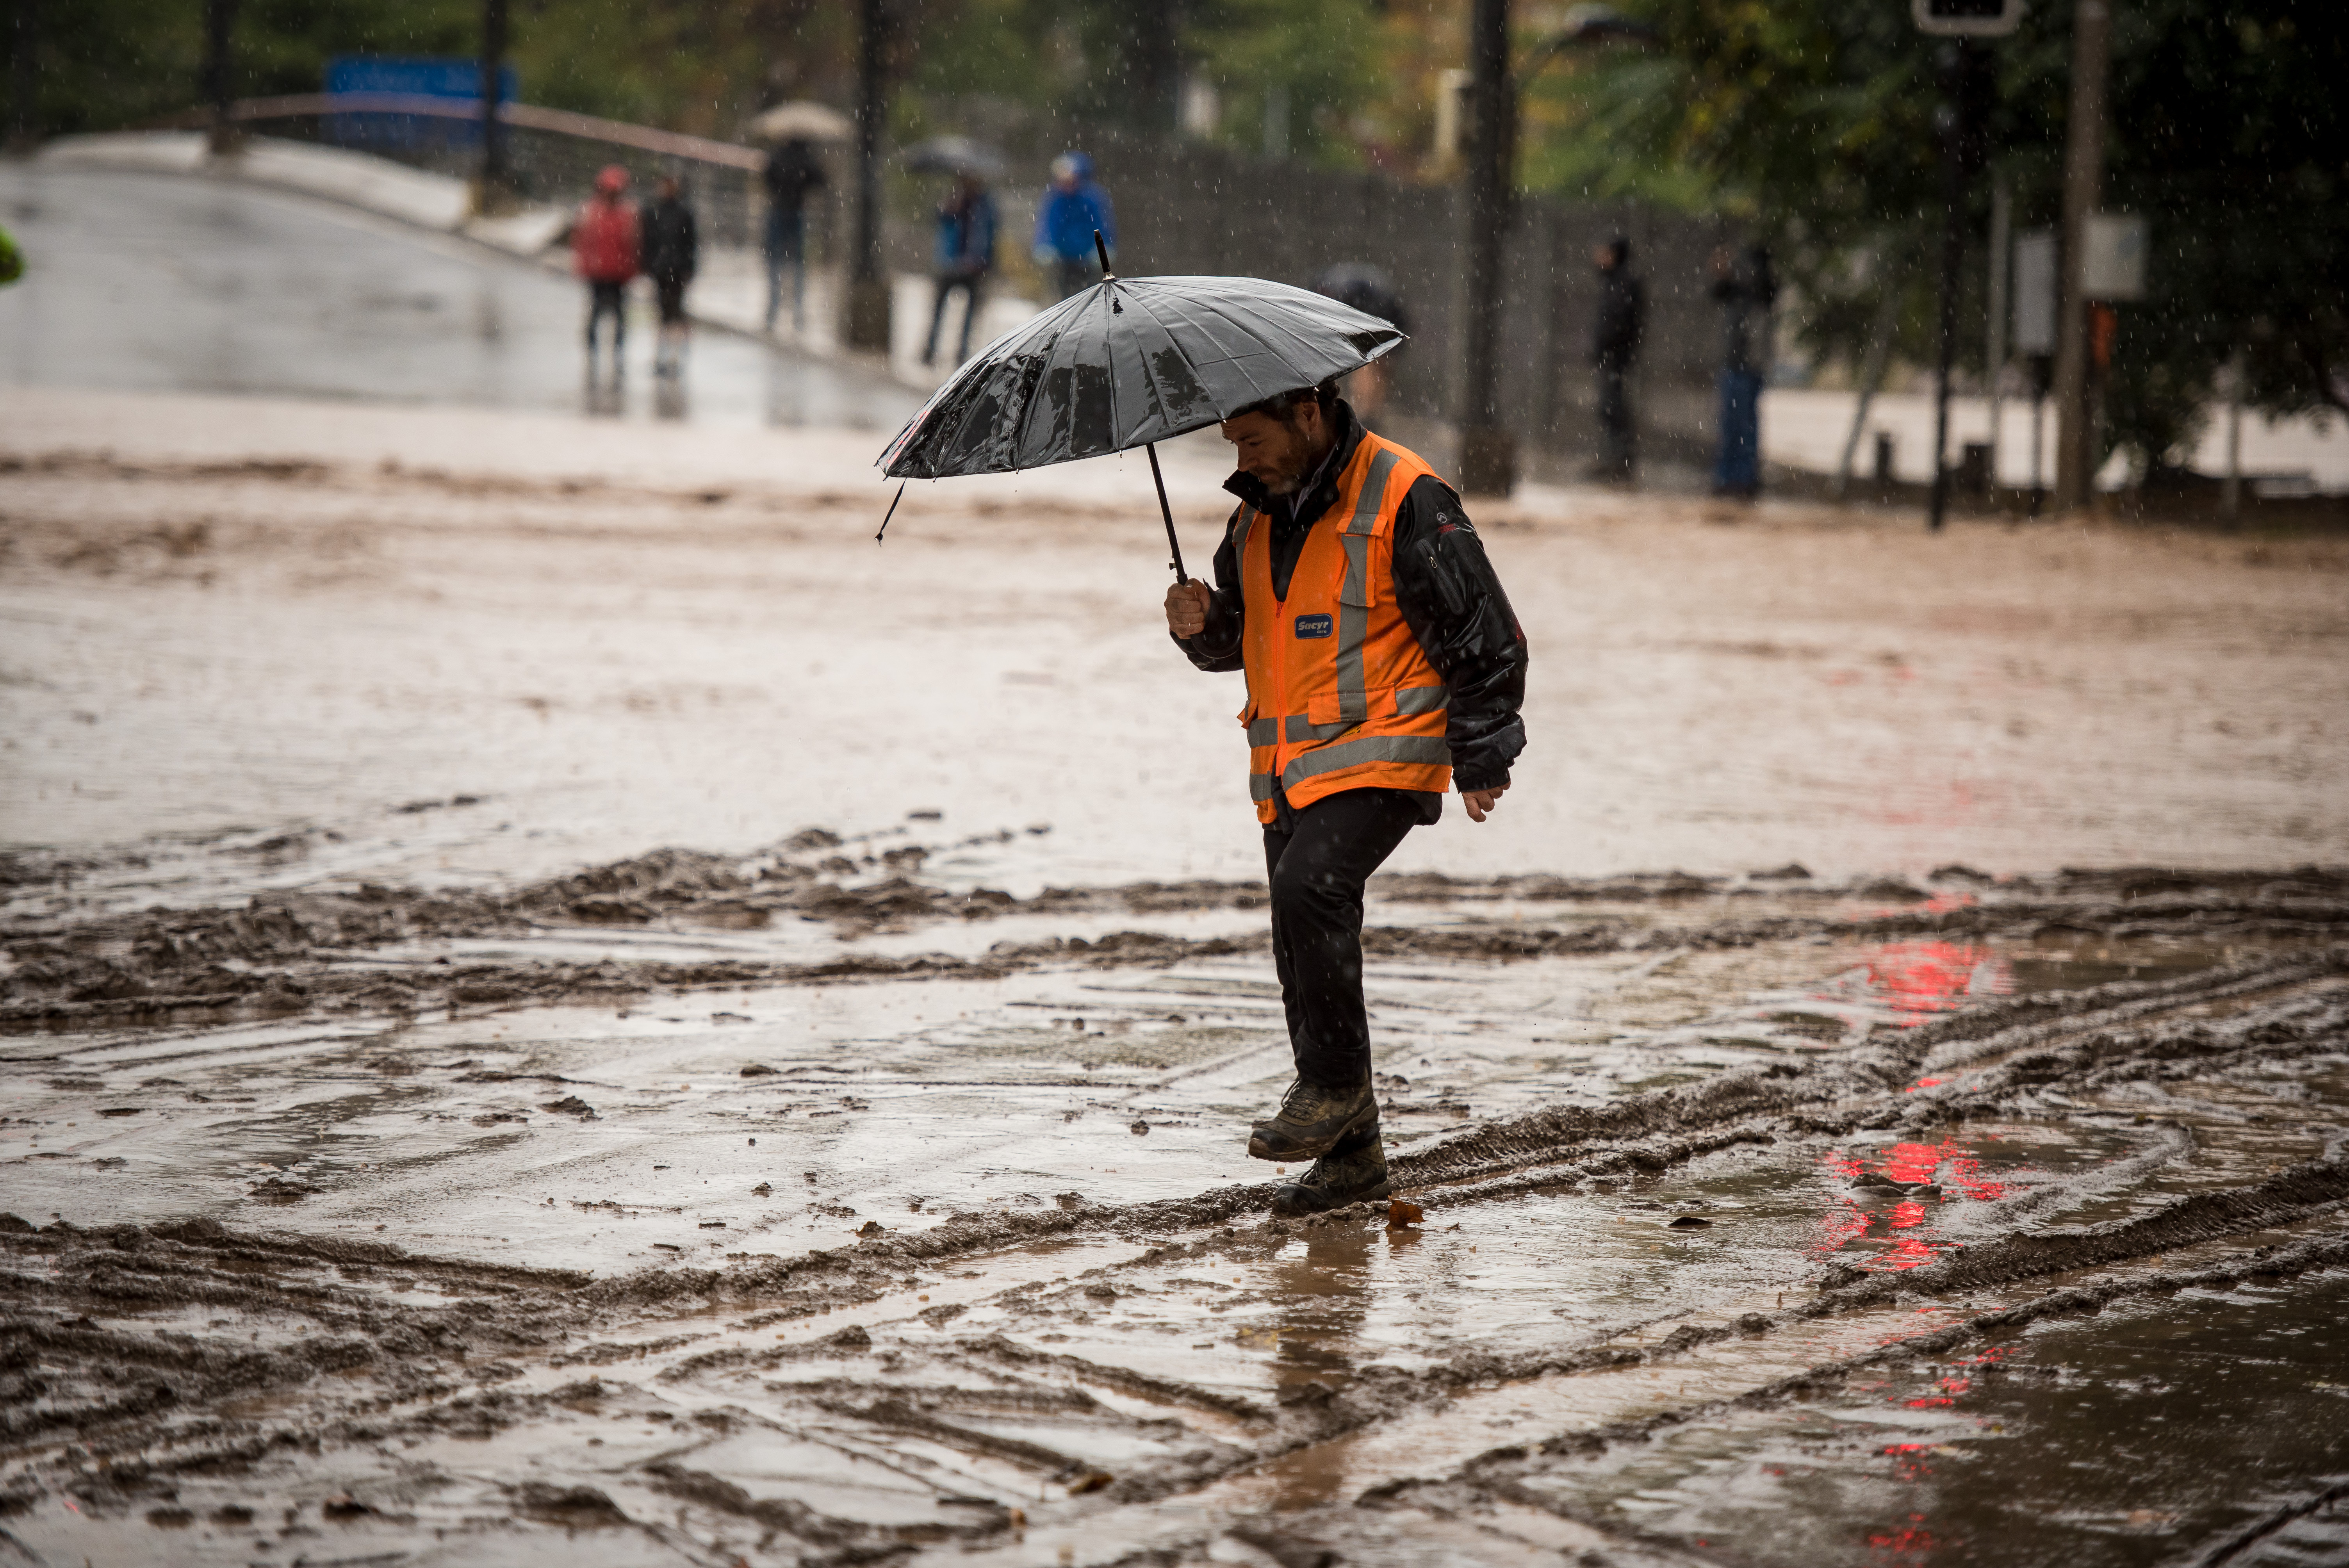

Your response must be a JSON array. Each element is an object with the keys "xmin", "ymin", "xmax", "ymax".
[
  {"xmin": 1815, "ymin": 1141, "xmax": 2034, "ymax": 1268},
  {"xmin": 1869, "ymin": 1516, "xmax": 1943, "ymax": 1559},
  {"xmin": 1882, "ymin": 1441, "xmax": 1934, "ymax": 1481},
  {"xmin": 1863, "ymin": 940, "xmax": 2013, "ymax": 1026}
]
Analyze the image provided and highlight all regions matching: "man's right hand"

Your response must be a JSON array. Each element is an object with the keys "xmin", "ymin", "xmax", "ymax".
[{"xmin": 1165, "ymin": 579, "xmax": 1213, "ymax": 640}]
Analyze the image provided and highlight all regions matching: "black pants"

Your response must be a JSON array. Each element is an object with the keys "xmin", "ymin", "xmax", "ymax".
[
  {"xmin": 1262, "ymin": 787, "xmax": 1423, "ymax": 1087},
  {"xmin": 586, "ymin": 280, "xmax": 627, "ymax": 355},
  {"xmin": 1597, "ymin": 362, "xmax": 1635, "ymax": 475},
  {"xmin": 925, "ymin": 274, "xmax": 984, "ymax": 364}
]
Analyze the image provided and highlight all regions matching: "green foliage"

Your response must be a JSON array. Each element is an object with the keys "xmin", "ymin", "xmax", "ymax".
[
  {"xmin": 1545, "ymin": 0, "xmax": 2347, "ymax": 469},
  {"xmin": 2100, "ymin": 2, "xmax": 2348, "ymax": 463},
  {"xmin": 6, "ymin": 0, "xmax": 205, "ymax": 135},
  {"xmin": 1185, "ymin": 0, "xmax": 1384, "ymax": 164}
]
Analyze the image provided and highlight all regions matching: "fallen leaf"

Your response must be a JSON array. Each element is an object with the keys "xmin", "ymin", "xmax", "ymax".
[{"xmin": 1387, "ymin": 1199, "xmax": 1425, "ymax": 1229}]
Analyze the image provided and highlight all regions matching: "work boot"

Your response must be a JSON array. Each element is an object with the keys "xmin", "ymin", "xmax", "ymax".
[
  {"xmin": 1247, "ymin": 1076, "xmax": 1377, "ymax": 1162},
  {"xmin": 1271, "ymin": 1129, "xmax": 1390, "ymax": 1216}
]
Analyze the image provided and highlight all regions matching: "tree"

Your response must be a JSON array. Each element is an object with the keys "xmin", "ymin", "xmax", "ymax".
[{"xmin": 1532, "ymin": 0, "xmax": 2348, "ymax": 474}]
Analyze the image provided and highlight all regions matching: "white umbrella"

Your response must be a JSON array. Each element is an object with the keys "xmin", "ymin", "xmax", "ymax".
[{"xmin": 744, "ymin": 101, "xmax": 852, "ymax": 143}]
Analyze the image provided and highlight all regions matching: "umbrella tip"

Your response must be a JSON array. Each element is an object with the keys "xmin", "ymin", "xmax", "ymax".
[{"xmin": 1094, "ymin": 229, "xmax": 1113, "ymax": 279}]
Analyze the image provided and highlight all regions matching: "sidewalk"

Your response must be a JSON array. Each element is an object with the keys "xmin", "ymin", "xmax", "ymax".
[
  {"xmin": 33, "ymin": 132, "xmax": 1046, "ymax": 399},
  {"xmin": 1761, "ymin": 386, "xmax": 2349, "ymax": 494}
]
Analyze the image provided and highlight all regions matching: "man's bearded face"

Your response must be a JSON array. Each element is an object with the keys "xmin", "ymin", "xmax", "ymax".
[{"xmin": 1220, "ymin": 406, "xmax": 1322, "ymax": 495}]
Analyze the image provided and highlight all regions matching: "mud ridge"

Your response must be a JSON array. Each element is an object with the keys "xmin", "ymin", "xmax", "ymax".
[{"xmin": 7, "ymin": 846, "xmax": 2346, "ymax": 1027}]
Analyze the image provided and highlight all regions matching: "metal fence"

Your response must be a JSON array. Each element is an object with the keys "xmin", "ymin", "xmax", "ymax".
[{"xmin": 209, "ymin": 96, "xmax": 1738, "ymax": 474}]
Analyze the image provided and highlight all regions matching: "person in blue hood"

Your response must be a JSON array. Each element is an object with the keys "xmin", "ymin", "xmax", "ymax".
[{"xmin": 1032, "ymin": 151, "xmax": 1116, "ymax": 301}]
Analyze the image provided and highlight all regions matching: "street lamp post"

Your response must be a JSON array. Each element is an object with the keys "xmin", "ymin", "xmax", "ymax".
[
  {"xmin": 1926, "ymin": 41, "xmax": 1988, "ymax": 532},
  {"xmin": 2051, "ymin": 0, "xmax": 2113, "ymax": 511}
]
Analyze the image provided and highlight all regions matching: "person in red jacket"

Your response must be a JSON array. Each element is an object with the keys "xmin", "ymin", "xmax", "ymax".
[{"xmin": 572, "ymin": 166, "xmax": 641, "ymax": 371}]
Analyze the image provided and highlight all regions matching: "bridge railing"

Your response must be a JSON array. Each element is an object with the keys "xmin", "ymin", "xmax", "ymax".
[{"xmin": 150, "ymin": 94, "xmax": 786, "ymax": 250}]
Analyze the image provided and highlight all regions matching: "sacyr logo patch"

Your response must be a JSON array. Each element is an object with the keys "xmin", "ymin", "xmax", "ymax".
[{"xmin": 1294, "ymin": 613, "xmax": 1334, "ymax": 639}]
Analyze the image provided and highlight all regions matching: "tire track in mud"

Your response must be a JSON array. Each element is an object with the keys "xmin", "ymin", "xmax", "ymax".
[{"xmin": 1361, "ymin": 1225, "xmax": 2349, "ymax": 1545}]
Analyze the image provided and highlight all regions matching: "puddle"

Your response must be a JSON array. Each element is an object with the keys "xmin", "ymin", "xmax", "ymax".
[{"xmin": 1486, "ymin": 1266, "xmax": 2349, "ymax": 1568}]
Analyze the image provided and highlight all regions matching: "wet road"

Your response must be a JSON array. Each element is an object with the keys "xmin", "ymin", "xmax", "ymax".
[{"xmin": 0, "ymin": 165, "xmax": 921, "ymax": 430}]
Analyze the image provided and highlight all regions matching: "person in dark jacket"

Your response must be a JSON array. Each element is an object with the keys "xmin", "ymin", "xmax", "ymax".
[
  {"xmin": 1164, "ymin": 384, "xmax": 1527, "ymax": 1216},
  {"xmin": 641, "ymin": 175, "xmax": 699, "ymax": 379},
  {"xmin": 1710, "ymin": 242, "xmax": 1778, "ymax": 498},
  {"xmin": 763, "ymin": 138, "xmax": 826, "ymax": 332},
  {"xmin": 1590, "ymin": 235, "xmax": 1645, "ymax": 481},
  {"xmin": 923, "ymin": 174, "xmax": 997, "ymax": 367}
]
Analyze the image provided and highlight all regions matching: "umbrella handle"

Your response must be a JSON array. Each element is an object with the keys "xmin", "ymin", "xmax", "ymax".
[{"xmin": 1146, "ymin": 442, "xmax": 1186, "ymax": 584}]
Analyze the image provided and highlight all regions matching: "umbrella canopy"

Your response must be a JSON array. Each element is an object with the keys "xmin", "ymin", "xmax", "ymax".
[
  {"xmin": 744, "ymin": 101, "xmax": 852, "ymax": 143},
  {"xmin": 878, "ymin": 273, "xmax": 1404, "ymax": 481},
  {"xmin": 902, "ymin": 135, "xmax": 1006, "ymax": 180}
]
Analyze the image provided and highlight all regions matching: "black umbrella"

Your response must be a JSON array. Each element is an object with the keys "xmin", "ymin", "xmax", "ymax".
[
  {"xmin": 902, "ymin": 135, "xmax": 1006, "ymax": 181},
  {"xmin": 877, "ymin": 235, "xmax": 1404, "ymax": 581}
]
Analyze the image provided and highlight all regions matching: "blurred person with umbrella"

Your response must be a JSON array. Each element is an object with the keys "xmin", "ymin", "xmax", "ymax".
[
  {"xmin": 1032, "ymin": 151, "xmax": 1116, "ymax": 302},
  {"xmin": 922, "ymin": 174, "xmax": 997, "ymax": 368},
  {"xmin": 747, "ymin": 103, "xmax": 847, "ymax": 333},
  {"xmin": 1312, "ymin": 262, "xmax": 1408, "ymax": 423},
  {"xmin": 904, "ymin": 139, "xmax": 1005, "ymax": 368},
  {"xmin": 881, "ymin": 251, "xmax": 1527, "ymax": 1217},
  {"xmin": 572, "ymin": 165, "xmax": 640, "ymax": 374}
]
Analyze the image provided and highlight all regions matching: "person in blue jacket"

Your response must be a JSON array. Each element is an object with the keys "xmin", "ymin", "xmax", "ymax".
[
  {"xmin": 1032, "ymin": 151, "xmax": 1115, "ymax": 301},
  {"xmin": 924, "ymin": 174, "xmax": 998, "ymax": 367}
]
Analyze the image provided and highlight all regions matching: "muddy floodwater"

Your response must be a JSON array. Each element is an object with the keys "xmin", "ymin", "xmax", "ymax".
[{"xmin": 4, "ymin": 390, "xmax": 2348, "ymax": 1566}]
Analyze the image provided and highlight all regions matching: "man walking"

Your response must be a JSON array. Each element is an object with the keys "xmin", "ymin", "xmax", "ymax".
[
  {"xmin": 1164, "ymin": 381, "xmax": 1527, "ymax": 1216},
  {"xmin": 1709, "ymin": 243, "xmax": 1778, "ymax": 499},
  {"xmin": 1032, "ymin": 151, "xmax": 1115, "ymax": 302},
  {"xmin": 572, "ymin": 165, "xmax": 640, "ymax": 372},
  {"xmin": 1589, "ymin": 235, "xmax": 1645, "ymax": 481},
  {"xmin": 923, "ymin": 173, "xmax": 997, "ymax": 367},
  {"xmin": 641, "ymin": 174, "xmax": 699, "ymax": 379},
  {"xmin": 763, "ymin": 137, "xmax": 826, "ymax": 333}
]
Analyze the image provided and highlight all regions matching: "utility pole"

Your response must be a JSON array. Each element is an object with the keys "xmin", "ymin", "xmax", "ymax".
[
  {"xmin": 202, "ymin": 0, "xmax": 237, "ymax": 155},
  {"xmin": 2051, "ymin": 0, "xmax": 2112, "ymax": 511},
  {"xmin": 1457, "ymin": 0, "xmax": 1516, "ymax": 497},
  {"xmin": 477, "ymin": 0, "xmax": 508, "ymax": 208},
  {"xmin": 846, "ymin": 0, "xmax": 889, "ymax": 351}
]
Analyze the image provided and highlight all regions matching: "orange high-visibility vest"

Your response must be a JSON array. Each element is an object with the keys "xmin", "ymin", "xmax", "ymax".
[{"xmin": 1235, "ymin": 432, "xmax": 1452, "ymax": 823}]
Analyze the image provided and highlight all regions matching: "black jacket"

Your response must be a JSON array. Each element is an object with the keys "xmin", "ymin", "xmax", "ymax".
[
  {"xmin": 1593, "ymin": 266, "xmax": 1645, "ymax": 369},
  {"xmin": 641, "ymin": 197, "xmax": 698, "ymax": 285},
  {"xmin": 1175, "ymin": 401, "xmax": 1528, "ymax": 802}
]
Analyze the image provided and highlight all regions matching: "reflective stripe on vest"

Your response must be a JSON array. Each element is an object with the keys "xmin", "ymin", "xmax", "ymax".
[
  {"xmin": 1334, "ymin": 448, "xmax": 1401, "ymax": 724},
  {"xmin": 1235, "ymin": 433, "xmax": 1452, "ymax": 821}
]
